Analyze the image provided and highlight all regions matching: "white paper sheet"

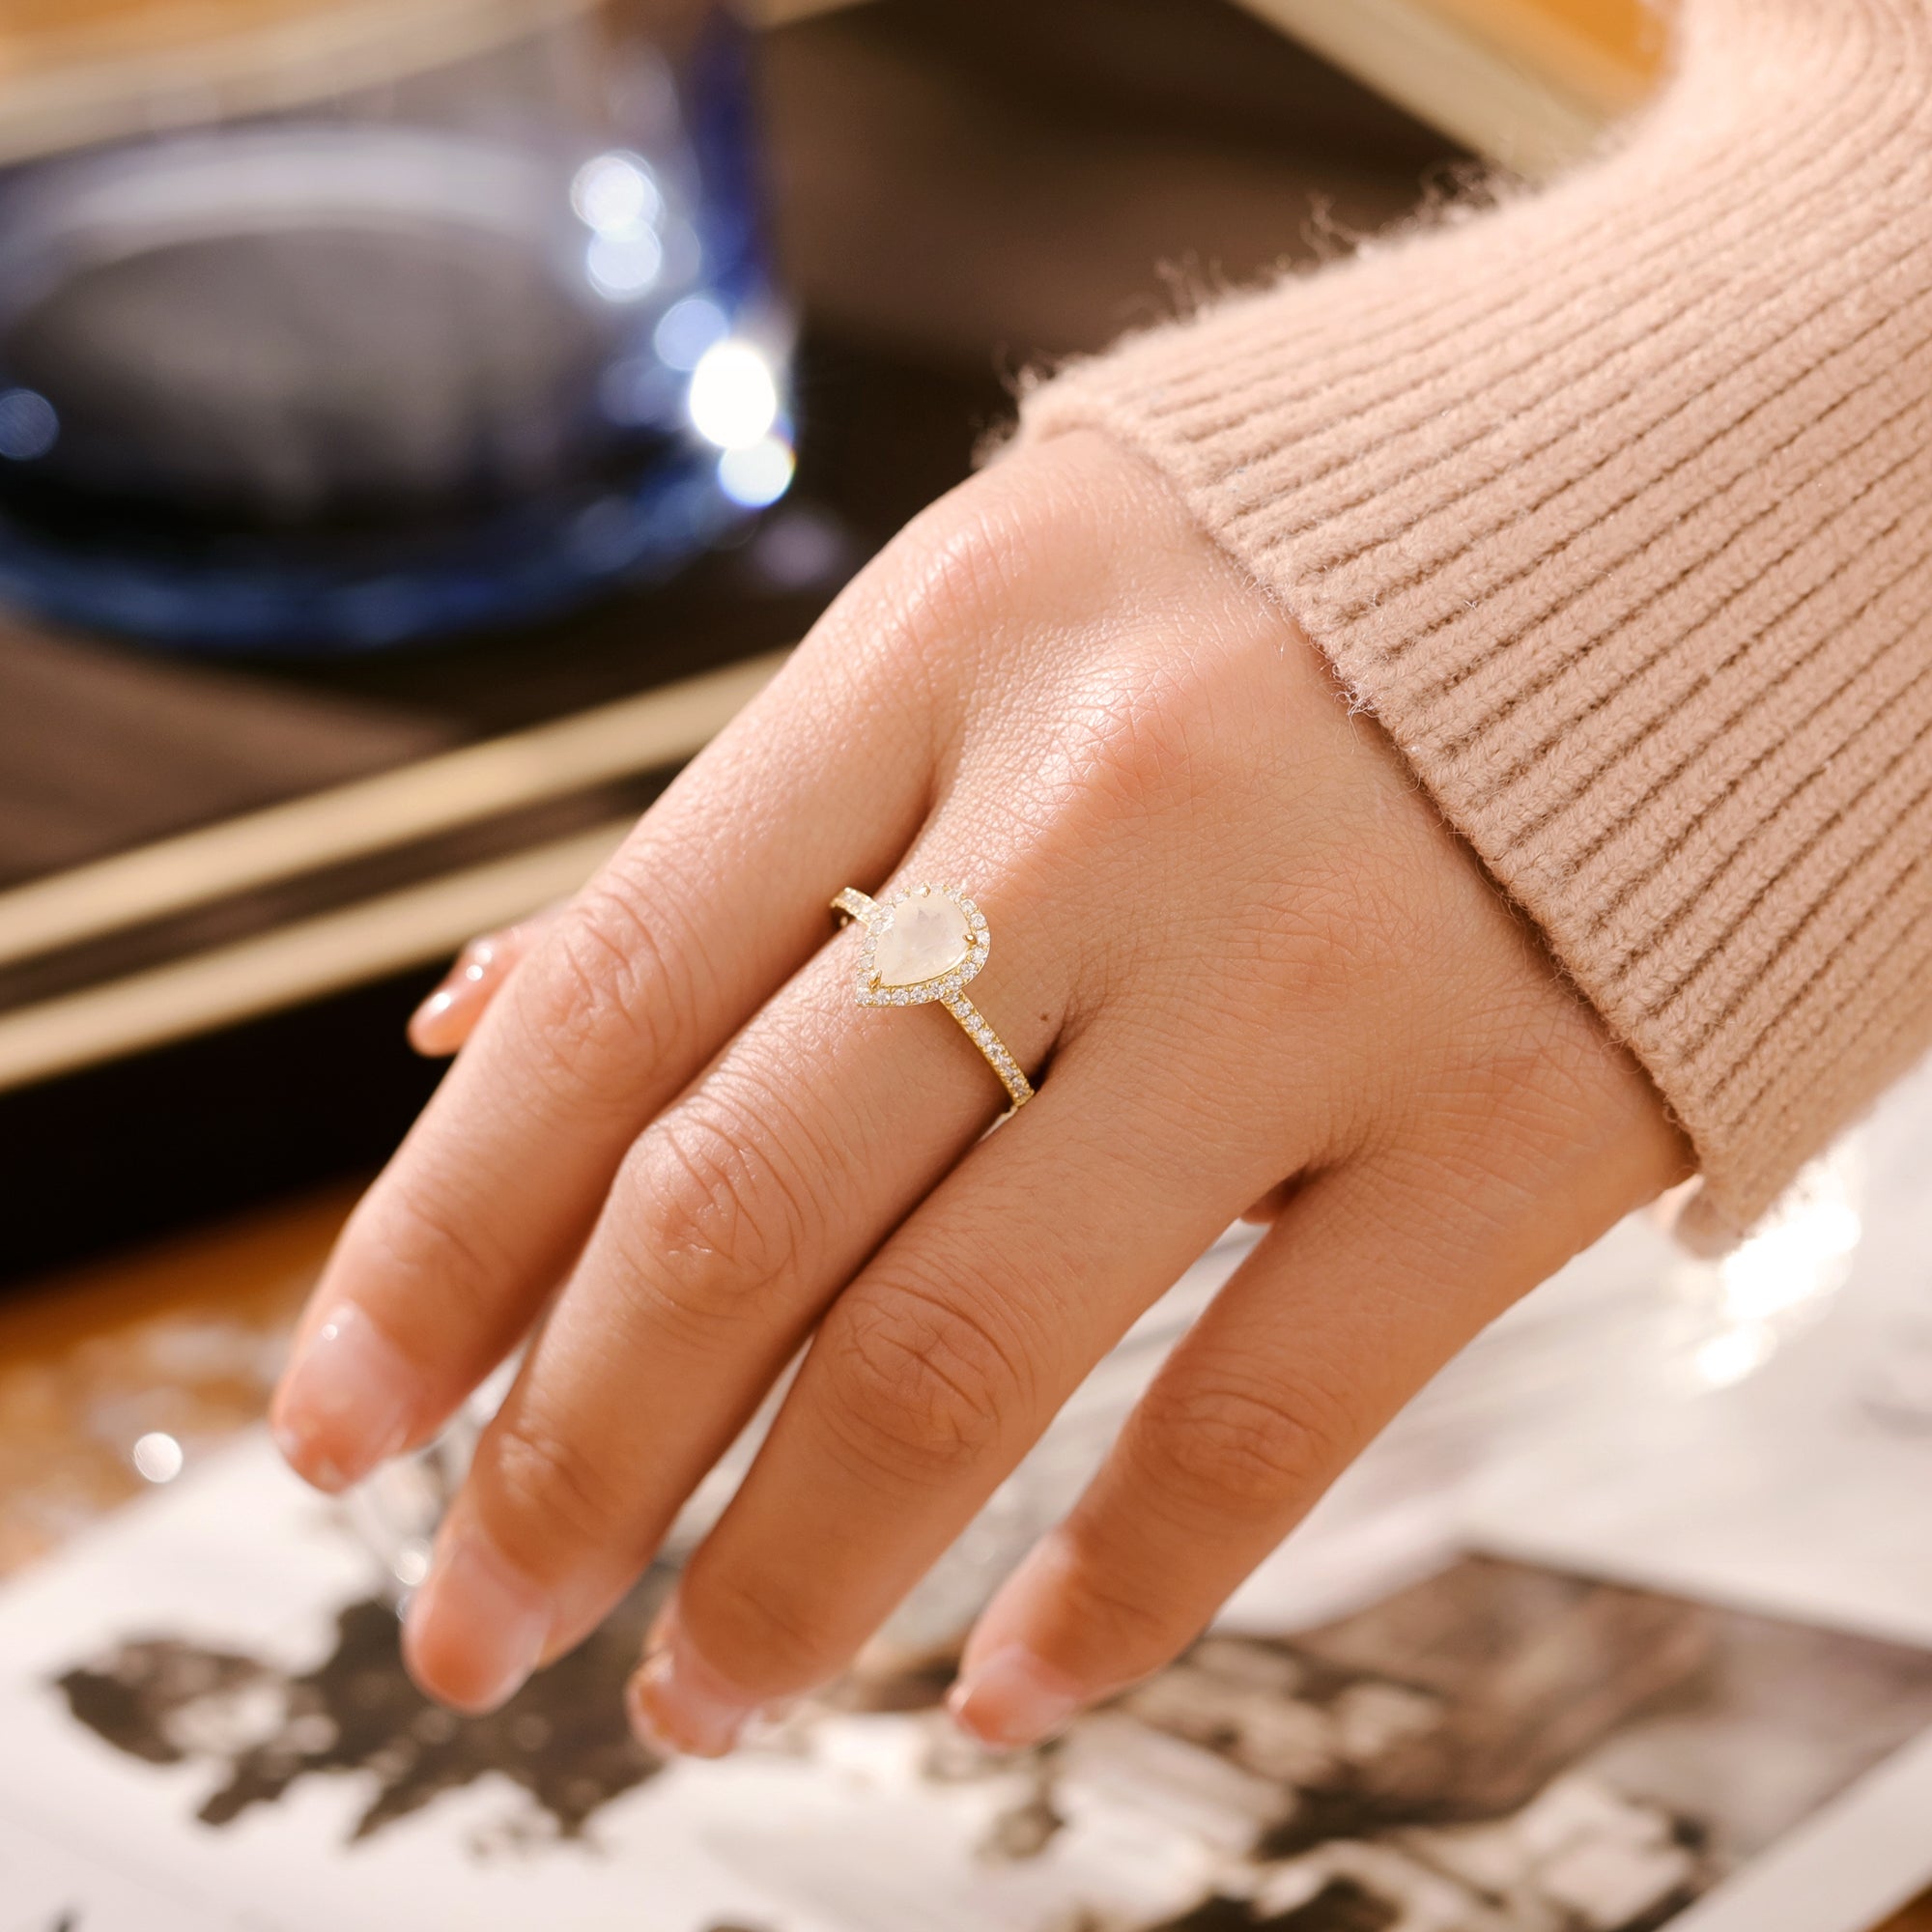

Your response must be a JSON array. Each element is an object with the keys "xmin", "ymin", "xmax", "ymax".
[
  {"xmin": 3, "ymin": 1433, "xmax": 1930, "ymax": 1932},
  {"xmin": 9, "ymin": 1072, "xmax": 1932, "ymax": 1931}
]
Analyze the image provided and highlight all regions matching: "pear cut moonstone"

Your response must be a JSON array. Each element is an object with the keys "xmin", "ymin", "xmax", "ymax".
[{"xmin": 874, "ymin": 890, "xmax": 972, "ymax": 989}]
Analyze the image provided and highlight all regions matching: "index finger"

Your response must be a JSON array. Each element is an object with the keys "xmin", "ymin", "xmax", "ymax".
[{"xmin": 270, "ymin": 627, "xmax": 934, "ymax": 1494}]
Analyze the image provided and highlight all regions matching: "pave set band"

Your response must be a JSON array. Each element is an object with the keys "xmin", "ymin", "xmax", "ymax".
[{"xmin": 832, "ymin": 882, "xmax": 1035, "ymax": 1114}]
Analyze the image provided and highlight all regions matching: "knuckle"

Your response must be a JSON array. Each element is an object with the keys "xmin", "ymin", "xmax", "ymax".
[
  {"xmin": 1062, "ymin": 658, "xmax": 1224, "ymax": 829},
  {"xmin": 1044, "ymin": 1533, "xmax": 1189, "ymax": 1663},
  {"xmin": 1128, "ymin": 1370, "xmax": 1348, "ymax": 1524},
  {"xmin": 815, "ymin": 1278, "xmax": 1025, "ymax": 1485},
  {"xmin": 612, "ymin": 1096, "xmax": 820, "ymax": 1338},
  {"xmin": 354, "ymin": 1176, "xmax": 509, "ymax": 1317},
  {"xmin": 483, "ymin": 1406, "xmax": 634, "ymax": 1561},
  {"xmin": 903, "ymin": 510, "xmax": 1027, "ymax": 639},
  {"xmin": 510, "ymin": 885, "xmax": 696, "ymax": 1104},
  {"xmin": 1236, "ymin": 865, "xmax": 1385, "ymax": 1017},
  {"xmin": 1491, "ymin": 1004, "xmax": 1643, "ymax": 1147},
  {"xmin": 681, "ymin": 1560, "xmax": 844, "ymax": 1690},
  {"xmin": 846, "ymin": 506, "xmax": 1035, "ymax": 712},
  {"xmin": 896, "ymin": 471, "xmax": 1090, "ymax": 639},
  {"xmin": 1423, "ymin": 980, "xmax": 1650, "ymax": 1176}
]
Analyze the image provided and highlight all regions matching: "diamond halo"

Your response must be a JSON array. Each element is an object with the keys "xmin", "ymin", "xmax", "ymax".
[{"xmin": 853, "ymin": 882, "xmax": 990, "ymax": 1008}]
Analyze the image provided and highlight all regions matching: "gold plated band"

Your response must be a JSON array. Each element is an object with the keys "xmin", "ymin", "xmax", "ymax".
[{"xmin": 832, "ymin": 883, "xmax": 1035, "ymax": 1113}]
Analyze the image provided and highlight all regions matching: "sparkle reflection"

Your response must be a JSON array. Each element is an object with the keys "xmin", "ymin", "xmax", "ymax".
[
  {"xmin": 1672, "ymin": 1139, "xmax": 1864, "ymax": 1390},
  {"xmin": 570, "ymin": 151, "xmax": 661, "ymax": 233},
  {"xmin": 653, "ymin": 294, "xmax": 728, "ymax": 371},
  {"xmin": 1692, "ymin": 1322, "xmax": 1776, "ymax": 1390},
  {"xmin": 573, "ymin": 150, "xmax": 667, "ymax": 302},
  {"xmin": 688, "ymin": 339, "xmax": 779, "ymax": 449},
  {"xmin": 586, "ymin": 227, "xmax": 664, "ymax": 301},
  {"xmin": 0, "ymin": 386, "xmax": 58, "ymax": 460},
  {"xmin": 1719, "ymin": 1196, "xmax": 1862, "ymax": 1326},
  {"xmin": 718, "ymin": 435, "xmax": 794, "ymax": 508},
  {"xmin": 131, "ymin": 1432, "xmax": 185, "ymax": 1484}
]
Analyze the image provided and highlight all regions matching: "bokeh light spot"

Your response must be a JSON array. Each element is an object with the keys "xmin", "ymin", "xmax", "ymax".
[
  {"xmin": 653, "ymin": 295, "xmax": 729, "ymax": 372},
  {"xmin": 688, "ymin": 341, "xmax": 780, "ymax": 449},
  {"xmin": 570, "ymin": 152, "xmax": 662, "ymax": 233},
  {"xmin": 718, "ymin": 435, "xmax": 795, "ymax": 508},
  {"xmin": 586, "ymin": 228, "xmax": 665, "ymax": 301},
  {"xmin": 0, "ymin": 387, "xmax": 58, "ymax": 461},
  {"xmin": 132, "ymin": 1432, "xmax": 185, "ymax": 1483}
]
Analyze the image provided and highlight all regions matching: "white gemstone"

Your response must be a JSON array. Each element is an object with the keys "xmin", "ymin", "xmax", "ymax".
[{"xmin": 874, "ymin": 889, "xmax": 972, "ymax": 988}]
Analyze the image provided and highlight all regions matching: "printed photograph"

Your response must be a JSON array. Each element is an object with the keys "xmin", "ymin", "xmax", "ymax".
[{"xmin": 38, "ymin": 1551, "xmax": 1932, "ymax": 1932}]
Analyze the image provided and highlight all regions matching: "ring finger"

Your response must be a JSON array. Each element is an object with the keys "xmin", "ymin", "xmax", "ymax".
[{"xmin": 622, "ymin": 1014, "xmax": 1306, "ymax": 1755}]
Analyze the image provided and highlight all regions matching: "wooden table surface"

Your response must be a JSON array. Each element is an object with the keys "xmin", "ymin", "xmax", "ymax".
[{"xmin": 0, "ymin": 1185, "xmax": 348, "ymax": 1577}]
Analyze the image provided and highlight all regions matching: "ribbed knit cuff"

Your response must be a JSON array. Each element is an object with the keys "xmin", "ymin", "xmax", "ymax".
[{"xmin": 1019, "ymin": 0, "xmax": 1932, "ymax": 1239}]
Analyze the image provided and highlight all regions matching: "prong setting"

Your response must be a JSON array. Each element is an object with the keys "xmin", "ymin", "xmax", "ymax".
[{"xmin": 832, "ymin": 879, "xmax": 1030, "ymax": 1112}]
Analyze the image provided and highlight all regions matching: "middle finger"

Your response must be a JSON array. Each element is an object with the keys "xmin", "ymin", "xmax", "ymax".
[{"xmin": 402, "ymin": 871, "xmax": 1065, "ymax": 1712}]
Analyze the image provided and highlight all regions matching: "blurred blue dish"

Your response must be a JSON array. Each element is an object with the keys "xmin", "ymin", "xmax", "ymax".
[{"xmin": 0, "ymin": 0, "xmax": 789, "ymax": 652}]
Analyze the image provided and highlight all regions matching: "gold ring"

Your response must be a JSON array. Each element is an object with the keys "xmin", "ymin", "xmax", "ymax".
[{"xmin": 832, "ymin": 882, "xmax": 1035, "ymax": 1113}]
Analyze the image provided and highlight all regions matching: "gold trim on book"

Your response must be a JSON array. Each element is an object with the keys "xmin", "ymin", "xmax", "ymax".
[
  {"xmin": 0, "ymin": 0, "xmax": 860, "ymax": 165},
  {"xmin": 0, "ymin": 650, "xmax": 785, "ymax": 974},
  {"xmin": 0, "ymin": 0, "xmax": 596, "ymax": 166},
  {"xmin": 0, "ymin": 819, "xmax": 632, "ymax": 1094},
  {"xmin": 1233, "ymin": 0, "xmax": 1666, "ymax": 178}
]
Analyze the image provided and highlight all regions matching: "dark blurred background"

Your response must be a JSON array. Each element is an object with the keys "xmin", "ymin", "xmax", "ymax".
[{"xmin": 0, "ymin": 0, "xmax": 1460, "ymax": 1282}]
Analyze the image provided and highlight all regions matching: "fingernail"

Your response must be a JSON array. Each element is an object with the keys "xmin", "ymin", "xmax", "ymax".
[
  {"xmin": 625, "ymin": 1605, "xmax": 764, "ymax": 1758},
  {"xmin": 270, "ymin": 1304, "xmax": 415, "ymax": 1493},
  {"xmin": 407, "ymin": 938, "xmax": 502, "ymax": 1056},
  {"xmin": 403, "ymin": 1527, "xmax": 552, "ymax": 1714},
  {"xmin": 644, "ymin": 1597, "xmax": 676, "ymax": 1654},
  {"xmin": 947, "ymin": 1645, "xmax": 1083, "ymax": 1749}
]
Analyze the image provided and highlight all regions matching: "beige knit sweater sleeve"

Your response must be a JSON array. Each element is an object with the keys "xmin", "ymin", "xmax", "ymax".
[{"xmin": 1019, "ymin": 0, "xmax": 1932, "ymax": 1242}]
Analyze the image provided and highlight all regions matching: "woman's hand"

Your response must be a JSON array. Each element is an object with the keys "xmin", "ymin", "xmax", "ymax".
[{"xmin": 270, "ymin": 430, "xmax": 1688, "ymax": 1753}]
